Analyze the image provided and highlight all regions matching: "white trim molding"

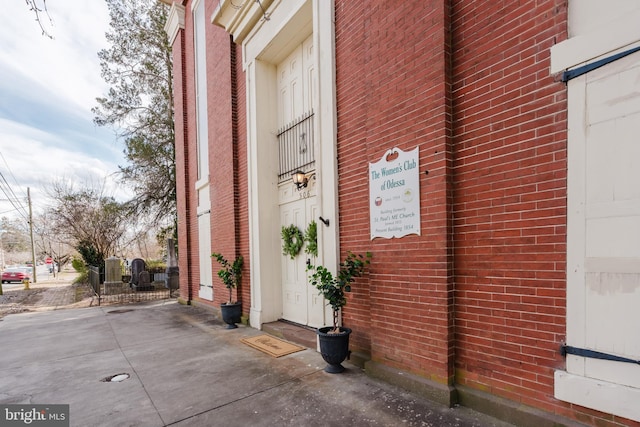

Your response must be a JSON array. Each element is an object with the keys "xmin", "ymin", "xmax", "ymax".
[
  {"xmin": 239, "ymin": 0, "xmax": 338, "ymax": 329},
  {"xmin": 211, "ymin": 0, "xmax": 275, "ymax": 43},
  {"xmin": 551, "ymin": 7, "xmax": 640, "ymax": 74},
  {"xmin": 164, "ymin": 3, "xmax": 185, "ymax": 46}
]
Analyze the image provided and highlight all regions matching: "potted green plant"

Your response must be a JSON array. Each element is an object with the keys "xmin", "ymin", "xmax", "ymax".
[
  {"xmin": 211, "ymin": 252, "xmax": 243, "ymax": 329},
  {"xmin": 307, "ymin": 251, "xmax": 372, "ymax": 373}
]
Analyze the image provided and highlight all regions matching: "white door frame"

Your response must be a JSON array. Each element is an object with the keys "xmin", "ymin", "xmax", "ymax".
[{"xmin": 242, "ymin": 0, "xmax": 339, "ymax": 329}]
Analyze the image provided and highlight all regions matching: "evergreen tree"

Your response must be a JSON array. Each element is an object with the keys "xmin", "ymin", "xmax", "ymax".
[{"xmin": 93, "ymin": 0, "xmax": 176, "ymax": 234}]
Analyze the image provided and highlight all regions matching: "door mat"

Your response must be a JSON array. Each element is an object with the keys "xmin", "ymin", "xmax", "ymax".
[{"xmin": 241, "ymin": 335, "xmax": 305, "ymax": 358}]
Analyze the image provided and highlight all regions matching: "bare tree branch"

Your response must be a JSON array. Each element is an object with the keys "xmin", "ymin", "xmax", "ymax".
[{"xmin": 25, "ymin": 0, "xmax": 54, "ymax": 39}]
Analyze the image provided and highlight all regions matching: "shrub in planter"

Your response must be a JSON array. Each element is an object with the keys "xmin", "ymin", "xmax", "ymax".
[
  {"xmin": 307, "ymin": 251, "xmax": 371, "ymax": 372},
  {"xmin": 211, "ymin": 252, "xmax": 243, "ymax": 329}
]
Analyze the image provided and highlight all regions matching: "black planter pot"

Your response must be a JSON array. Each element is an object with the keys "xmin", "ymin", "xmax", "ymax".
[
  {"xmin": 220, "ymin": 302, "xmax": 242, "ymax": 329},
  {"xmin": 317, "ymin": 327, "xmax": 352, "ymax": 373}
]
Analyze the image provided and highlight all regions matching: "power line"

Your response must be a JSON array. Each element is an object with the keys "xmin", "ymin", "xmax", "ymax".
[
  {"xmin": 0, "ymin": 152, "xmax": 28, "ymax": 200},
  {"xmin": 0, "ymin": 172, "xmax": 29, "ymax": 222},
  {"xmin": 0, "ymin": 207, "xmax": 26, "ymax": 216},
  {"xmin": 0, "ymin": 151, "xmax": 30, "ymax": 221}
]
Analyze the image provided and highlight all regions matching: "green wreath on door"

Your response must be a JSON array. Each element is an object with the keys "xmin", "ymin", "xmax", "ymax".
[
  {"xmin": 281, "ymin": 224, "xmax": 304, "ymax": 259},
  {"xmin": 304, "ymin": 220, "xmax": 318, "ymax": 257}
]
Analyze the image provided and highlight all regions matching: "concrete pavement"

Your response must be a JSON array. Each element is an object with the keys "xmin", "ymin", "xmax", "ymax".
[
  {"xmin": 28, "ymin": 270, "xmax": 82, "ymax": 309},
  {"xmin": 0, "ymin": 270, "xmax": 88, "ymax": 318},
  {"xmin": 0, "ymin": 298, "xmax": 516, "ymax": 426}
]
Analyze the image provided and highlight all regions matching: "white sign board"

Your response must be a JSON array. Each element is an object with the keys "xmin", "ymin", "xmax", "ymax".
[{"xmin": 369, "ymin": 147, "xmax": 420, "ymax": 239}]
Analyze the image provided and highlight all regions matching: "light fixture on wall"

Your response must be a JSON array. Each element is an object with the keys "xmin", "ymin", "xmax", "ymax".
[{"xmin": 292, "ymin": 170, "xmax": 315, "ymax": 190}]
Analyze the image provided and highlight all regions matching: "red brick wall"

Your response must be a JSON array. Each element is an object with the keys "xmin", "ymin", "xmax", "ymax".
[
  {"xmin": 171, "ymin": 0, "xmax": 636, "ymax": 424},
  {"xmin": 172, "ymin": 1, "xmax": 250, "ymax": 313},
  {"xmin": 172, "ymin": 4, "xmax": 200, "ymax": 303},
  {"xmin": 172, "ymin": 26, "xmax": 188, "ymax": 301},
  {"xmin": 335, "ymin": 0, "xmax": 455, "ymax": 384},
  {"xmin": 232, "ymin": 42, "xmax": 250, "ymax": 313},
  {"xmin": 335, "ymin": 0, "xmax": 630, "ymax": 425},
  {"xmin": 185, "ymin": 4, "xmax": 200, "ymax": 305},
  {"xmin": 449, "ymin": 0, "xmax": 586, "ymax": 423},
  {"xmin": 206, "ymin": 23, "xmax": 236, "ymax": 306}
]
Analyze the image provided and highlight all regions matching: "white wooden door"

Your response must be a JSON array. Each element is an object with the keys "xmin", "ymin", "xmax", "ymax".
[
  {"xmin": 277, "ymin": 35, "xmax": 323, "ymax": 326},
  {"xmin": 279, "ymin": 182, "xmax": 323, "ymax": 326},
  {"xmin": 280, "ymin": 194, "xmax": 310, "ymax": 325}
]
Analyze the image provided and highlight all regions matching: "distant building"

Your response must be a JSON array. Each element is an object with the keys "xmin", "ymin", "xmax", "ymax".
[{"xmin": 164, "ymin": 1, "xmax": 640, "ymax": 425}]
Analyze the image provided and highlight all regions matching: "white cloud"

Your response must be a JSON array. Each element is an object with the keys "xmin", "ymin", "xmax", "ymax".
[
  {"xmin": 0, "ymin": 1, "xmax": 110, "ymax": 114},
  {"xmin": 0, "ymin": 1, "xmax": 130, "ymax": 219},
  {"xmin": 0, "ymin": 119, "xmax": 131, "ymax": 217}
]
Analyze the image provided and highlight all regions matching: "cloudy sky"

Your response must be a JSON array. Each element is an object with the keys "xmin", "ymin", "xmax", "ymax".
[{"xmin": 0, "ymin": 1, "xmax": 128, "ymax": 221}]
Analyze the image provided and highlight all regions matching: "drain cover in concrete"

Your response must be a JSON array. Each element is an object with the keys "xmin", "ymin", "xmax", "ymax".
[{"xmin": 101, "ymin": 373, "xmax": 130, "ymax": 382}]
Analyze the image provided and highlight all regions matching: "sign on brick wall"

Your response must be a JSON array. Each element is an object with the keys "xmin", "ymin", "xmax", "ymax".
[{"xmin": 369, "ymin": 147, "xmax": 420, "ymax": 239}]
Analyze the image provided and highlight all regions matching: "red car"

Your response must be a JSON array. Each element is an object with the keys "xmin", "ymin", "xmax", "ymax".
[{"xmin": 1, "ymin": 268, "xmax": 31, "ymax": 283}]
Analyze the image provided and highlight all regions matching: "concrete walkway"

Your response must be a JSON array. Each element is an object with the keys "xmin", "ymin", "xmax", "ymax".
[
  {"xmin": 29, "ymin": 270, "xmax": 81, "ymax": 309},
  {"xmin": 0, "ymin": 270, "xmax": 89, "ymax": 318},
  {"xmin": 0, "ymin": 298, "xmax": 517, "ymax": 427}
]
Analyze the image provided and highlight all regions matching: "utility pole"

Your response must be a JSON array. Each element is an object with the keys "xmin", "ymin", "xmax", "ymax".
[
  {"xmin": 0, "ymin": 229, "xmax": 4, "ymax": 295},
  {"xmin": 28, "ymin": 187, "xmax": 37, "ymax": 283}
]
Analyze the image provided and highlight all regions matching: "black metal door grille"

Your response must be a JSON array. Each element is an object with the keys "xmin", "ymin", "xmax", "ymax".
[{"xmin": 277, "ymin": 111, "xmax": 315, "ymax": 183}]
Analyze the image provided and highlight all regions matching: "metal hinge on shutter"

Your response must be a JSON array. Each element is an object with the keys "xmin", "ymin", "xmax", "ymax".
[
  {"xmin": 561, "ymin": 344, "xmax": 640, "ymax": 365},
  {"xmin": 562, "ymin": 45, "xmax": 640, "ymax": 82}
]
